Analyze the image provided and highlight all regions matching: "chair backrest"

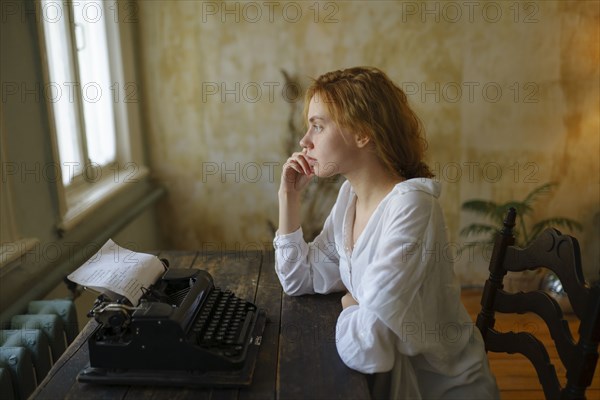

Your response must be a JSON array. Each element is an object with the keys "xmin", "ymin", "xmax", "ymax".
[{"xmin": 476, "ymin": 207, "xmax": 600, "ymax": 400}]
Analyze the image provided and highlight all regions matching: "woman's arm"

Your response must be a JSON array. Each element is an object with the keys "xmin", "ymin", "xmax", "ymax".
[
  {"xmin": 274, "ymin": 156, "xmax": 346, "ymax": 296},
  {"xmin": 278, "ymin": 190, "xmax": 302, "ymax": 235},
  {"xmin": 274, "ymin": 212, "xmax": 343, "ymax": 296},
  {"xmin": 336, "ymin": 306, "xmax": 396, "ymax": 374},
  {"xmin": 278, "ymin": 150, "xmax": 314, "ymax": 234}
]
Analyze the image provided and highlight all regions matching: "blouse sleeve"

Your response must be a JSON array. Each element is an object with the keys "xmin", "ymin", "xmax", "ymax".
[
  {"xmin": 335, "ymin": 305, "xmax": 397, "ymax": 373},
  {"xmin": 273, "ymin": 210, "xmax": 345, "ymax": 296}
]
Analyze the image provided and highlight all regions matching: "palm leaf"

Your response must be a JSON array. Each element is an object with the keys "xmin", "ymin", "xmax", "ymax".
[
  {"xmin": 460, "ymin": 181, "xmax": 582, "ymax": 253},
  {"xmin": 459, "ymin": 223, "xmax": 498, "ymax": 238},
  {"xmin": 459, "ymin": 240, "xmax": 492, "ymax": 252},
  {"xmin": 461, "ymin": 200, "xmax": 501, "ymax": 220},
  {"xmin": 523, "ymin": 182, "xmax": 557, "ymax": 208}
]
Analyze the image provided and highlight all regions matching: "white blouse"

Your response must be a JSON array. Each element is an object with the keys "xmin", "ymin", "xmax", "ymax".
[{"xmin": 273, "ymin": 178, "xmax": 499, "ymax": 399}]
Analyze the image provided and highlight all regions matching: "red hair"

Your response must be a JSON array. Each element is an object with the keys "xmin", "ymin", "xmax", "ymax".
[{"xmin": 304, "ymin": 67, "xmax": 434, "ymax": 179}]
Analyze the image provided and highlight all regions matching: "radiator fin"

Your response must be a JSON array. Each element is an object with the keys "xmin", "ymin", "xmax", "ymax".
[{"xmin": 0, "ymin": 299, "xmax": 78, "ymax": 400}]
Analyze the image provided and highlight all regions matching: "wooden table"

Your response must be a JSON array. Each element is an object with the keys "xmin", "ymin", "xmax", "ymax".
[{"xmin": 31, "ymin": 250, "xmax": 371, "ymax": 399}]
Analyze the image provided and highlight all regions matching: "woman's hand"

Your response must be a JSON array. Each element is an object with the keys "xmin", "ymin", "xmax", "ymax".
[
  {"xmin": 277, "ymin": 150, "xmax": 315, "ymax": 235},
  {"xmin": 279, "ymin": 150, "xmax": 315, "ymax": 195},
  {"xmin": 341, "ymin": 292, "xmax": 359, "ymax": 309}
]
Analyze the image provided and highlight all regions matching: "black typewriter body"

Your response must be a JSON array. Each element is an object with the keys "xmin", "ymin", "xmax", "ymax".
[{"xmin": 78, "ymin": 268, "xmax": 266, "ymax": 387}]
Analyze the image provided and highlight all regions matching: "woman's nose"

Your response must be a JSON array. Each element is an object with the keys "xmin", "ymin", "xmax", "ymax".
[{"xmin": 299, "ymin": 130, "xmax": 313, "ymax": 149}]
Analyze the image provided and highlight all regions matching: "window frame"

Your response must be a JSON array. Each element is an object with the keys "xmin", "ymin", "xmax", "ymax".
[{"xmin": 36, "ymin": 0, "xmax": 148, "ymax": 234}]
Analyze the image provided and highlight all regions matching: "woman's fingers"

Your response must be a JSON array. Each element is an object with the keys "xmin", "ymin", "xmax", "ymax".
[
  {"xmin": 285, "ymin": 152, "xmax": 313, "ymax": 176},
  {"xmin": 281, "ymin": 152, "xmax": 314, "ymax": 193}
]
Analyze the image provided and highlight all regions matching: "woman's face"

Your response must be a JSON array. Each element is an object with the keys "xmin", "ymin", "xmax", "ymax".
[{"xmin": 300, "ymin": 94, "xmax": 363, "ymax": 178}]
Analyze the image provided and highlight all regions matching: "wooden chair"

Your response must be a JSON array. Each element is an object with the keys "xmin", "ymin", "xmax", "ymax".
[{"xmin": 476, "ymin": 207, "xmax": 600, "ymax": 399}]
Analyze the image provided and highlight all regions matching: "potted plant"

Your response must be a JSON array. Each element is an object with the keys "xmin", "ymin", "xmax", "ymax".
[{"xmin": 460, "ymin": 182, "xmax": 582, "ymax": 294}]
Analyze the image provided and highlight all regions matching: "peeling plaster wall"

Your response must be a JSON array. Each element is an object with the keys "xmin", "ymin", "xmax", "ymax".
[{"xmin": 136, "ymin": 1, "xmax": 599, "ymax": 284}]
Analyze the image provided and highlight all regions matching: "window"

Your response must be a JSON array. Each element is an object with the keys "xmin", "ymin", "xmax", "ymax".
[
  {"xmin": 41, "ymin": 0, "xmax": 119, "ymax": 185},
  {"xmin": 38, "ymin": 0, "xmax": 147, "ymax": 231}
]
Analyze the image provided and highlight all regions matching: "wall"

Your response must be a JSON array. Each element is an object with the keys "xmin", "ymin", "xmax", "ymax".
[{"xmin": 136, "ymin": 1, "xmax": 599, "ymax": 284}]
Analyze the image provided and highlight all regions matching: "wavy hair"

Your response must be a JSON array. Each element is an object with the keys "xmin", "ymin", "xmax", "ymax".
[{"xmin": 303, "ymin": 66, "xmax": 434, "ymax": 179}]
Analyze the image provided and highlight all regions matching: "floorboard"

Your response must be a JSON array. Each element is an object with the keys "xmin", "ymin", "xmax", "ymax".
[{"xmin": 460, "ymin": 288, "xmax": 600, "ymax": 399}]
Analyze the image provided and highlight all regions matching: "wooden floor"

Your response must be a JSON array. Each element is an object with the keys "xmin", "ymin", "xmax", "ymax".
[{"xmin": 461, "ymin": 289, "xmax": 600, "ymax": 400}]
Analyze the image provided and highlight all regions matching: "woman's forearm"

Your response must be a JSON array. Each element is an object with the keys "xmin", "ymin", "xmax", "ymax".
[{"xmin": 278, "ymin": 191, "xmax": 302, "ymax": 235}]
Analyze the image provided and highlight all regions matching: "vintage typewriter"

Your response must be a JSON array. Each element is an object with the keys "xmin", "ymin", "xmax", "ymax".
[{"xmin": 77, "ymin": 267, "xmax": 266, "ymax": 387}]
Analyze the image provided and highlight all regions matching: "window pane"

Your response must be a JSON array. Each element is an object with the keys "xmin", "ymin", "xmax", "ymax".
[
  {"xmin": 73, "ymin": 0, "xmax": 116, "ymax": 167},
  {"xmin": 41, "ymin": 0, "xmax": 83, "ymax": 185}
]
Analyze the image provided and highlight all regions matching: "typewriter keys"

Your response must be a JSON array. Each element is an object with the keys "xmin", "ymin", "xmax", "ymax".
[{"xmin": 192, "ymin": 288, "xmax": 257, "ymax": 356}]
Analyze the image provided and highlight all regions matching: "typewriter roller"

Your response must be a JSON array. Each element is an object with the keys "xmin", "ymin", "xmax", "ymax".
[{"xmin": 78, "ymin": 268, "xmax": 266, "ymax": 387}]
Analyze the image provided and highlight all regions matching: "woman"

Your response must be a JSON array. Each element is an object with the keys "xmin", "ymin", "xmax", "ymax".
[{"xmin": 273, "ymin": 67, "xmax": 499, "ymax": 399}]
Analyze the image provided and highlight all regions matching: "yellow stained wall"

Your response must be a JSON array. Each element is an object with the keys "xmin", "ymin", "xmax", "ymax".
[{"xmin": 136, "ymin": 1, "xmax": 599, "ymax": 284}]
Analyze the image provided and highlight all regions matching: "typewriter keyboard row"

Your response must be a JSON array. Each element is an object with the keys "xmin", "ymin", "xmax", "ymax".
[{"xmin": 191, "ymin": 288, "xmax": 256, "ymax": 356}]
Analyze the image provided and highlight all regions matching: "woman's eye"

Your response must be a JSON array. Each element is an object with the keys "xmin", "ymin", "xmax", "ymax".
[{"xmin": 313, "ymin": 125, "xmax": 322, "ymax": 133}]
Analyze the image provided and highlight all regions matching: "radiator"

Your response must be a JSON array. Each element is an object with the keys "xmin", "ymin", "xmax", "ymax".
[{"xmin": 0, "ymin": 299, "xmax": 78, "ymax": 400}]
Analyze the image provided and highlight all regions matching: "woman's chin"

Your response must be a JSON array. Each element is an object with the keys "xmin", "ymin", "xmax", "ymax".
[
  {"xmin": 313, "ymin": 167, "xmax": 339, "ymax": 179},
  {"xmin": 313, "ymin": 163, "xmax": 340, "ymax": 178}
]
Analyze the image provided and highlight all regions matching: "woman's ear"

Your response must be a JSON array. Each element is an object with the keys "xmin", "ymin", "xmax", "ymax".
[{"xmin": 355, "ymin": 134, "xmax": 370, "ymax": 148}]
